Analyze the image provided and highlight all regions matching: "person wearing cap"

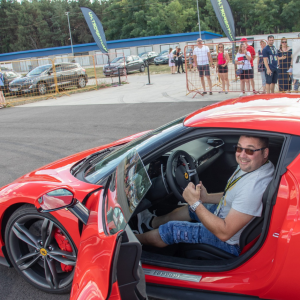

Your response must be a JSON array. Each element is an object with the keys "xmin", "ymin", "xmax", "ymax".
[
  {"xmin": 241, "ymin": 37, "xmax": 257, "ymax": 94},
  {"xmin": 193, "ymin": 38, "xmax": 215, "ymax": 95}
]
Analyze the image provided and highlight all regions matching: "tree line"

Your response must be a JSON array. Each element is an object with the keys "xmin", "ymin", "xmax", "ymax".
[{"xmin": 0, "ymin": 0, "xmax": 299, "ymax": 54}]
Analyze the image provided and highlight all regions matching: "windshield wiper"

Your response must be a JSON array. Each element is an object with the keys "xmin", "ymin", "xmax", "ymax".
[{"xmin": 72, "ymin": 148, "xmax": 113, "ymax": 176}]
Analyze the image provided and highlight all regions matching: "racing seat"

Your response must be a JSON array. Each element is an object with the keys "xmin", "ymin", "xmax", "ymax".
[{"xmin": 178, "ymin": 182, "xmax": 272, "ymax": 260}]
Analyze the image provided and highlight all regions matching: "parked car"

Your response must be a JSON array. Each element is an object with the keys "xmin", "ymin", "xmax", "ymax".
[
  {"xmin": 0, "ymin": 68, "xmax": 22, "ymax": 94},
  {"xmin": 154, "ymin": 50, "xmax": 169, "ymax": 65},
  {"xmin": 103, "ymin": 55, "xmax": 145, "ymax": 76},
  {"xmin": 9, "ymin": 62, "xmax": 88, "ymax": 96},
  {"xmin": 138, "ymin": 51, "xmax": 158, "ymax": 66},
  {"xmin": 1, "ymin": 94, "xmax": 300, "ymax": 299}
]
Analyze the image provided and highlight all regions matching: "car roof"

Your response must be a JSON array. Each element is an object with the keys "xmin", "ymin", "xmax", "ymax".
[{"xmin": 184, "ymin": 94, "xmax": 300, "ymax": 135}]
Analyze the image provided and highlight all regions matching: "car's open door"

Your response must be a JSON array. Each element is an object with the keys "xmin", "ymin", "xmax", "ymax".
[{"xmin": 70, "ymin": 149, "xmax": 151, "ymax": 300}]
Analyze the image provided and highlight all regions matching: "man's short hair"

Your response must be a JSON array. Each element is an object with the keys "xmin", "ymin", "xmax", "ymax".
[
  {"xmin": 241, "ymin": 135, "xmax": 269, "ymax": 148},
  {"xmin": 268, "ymin": 35, "xmax": 274, "ymax": 40}
]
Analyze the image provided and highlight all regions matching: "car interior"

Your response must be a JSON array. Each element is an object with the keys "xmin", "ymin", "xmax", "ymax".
[{"xmin": 129, "ymin": 133, "xmax": 284, "ymax": 270}]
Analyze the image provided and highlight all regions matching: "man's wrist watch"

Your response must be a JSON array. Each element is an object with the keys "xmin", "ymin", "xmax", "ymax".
[{"xmin": 189, "ymin": 200, "xmax": 202, "ymax": 212}]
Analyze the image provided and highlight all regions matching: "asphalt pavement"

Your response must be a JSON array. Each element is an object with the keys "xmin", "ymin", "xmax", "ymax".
[{"xmin": 0, "ymin": 72, "xmax": 232, "ymax": 300}]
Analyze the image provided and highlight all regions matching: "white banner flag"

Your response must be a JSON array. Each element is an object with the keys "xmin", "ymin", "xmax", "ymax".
[{"xmin": 293, "ymin": 39, "xmax": 300, "ymax": 80}]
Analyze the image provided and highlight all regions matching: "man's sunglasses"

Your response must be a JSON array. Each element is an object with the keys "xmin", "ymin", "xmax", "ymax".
[
  {"xmin": 233, "ymin": 145, "xmax": 266, "ymax": 155},
  {"xmin": 282, "ymin": 41, "xmax": 287, "ymax": 43}
]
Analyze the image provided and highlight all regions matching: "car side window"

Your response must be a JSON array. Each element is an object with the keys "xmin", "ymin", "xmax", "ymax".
[
  {"xmin": 127, "ymin": 56, "xmax": 133, "ymax": 62},
  {"xmin": 54, "ymin": 65, "xmax": 62, "ymax": 72},
  {"xmin": 133, "ymin": 56, "xmax": 139, "ymax": 61}
]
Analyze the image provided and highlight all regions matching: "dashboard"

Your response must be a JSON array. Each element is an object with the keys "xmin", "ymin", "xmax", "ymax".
[{"xmin": 147, "ymin": 137, "xmax": 224, "ymax": 180}]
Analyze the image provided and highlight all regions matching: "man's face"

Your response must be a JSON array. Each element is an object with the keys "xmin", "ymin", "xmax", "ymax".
[
  {"xmin": 268, "ymin": 37, "xmax": 274, "ymax": 46},
  {"xmin": 197, "ymin": 39, "xmax": 203, "ymax": 46},
  {"xmin": 235, "ymin": 136, "xmax": 269, "ymax": 172}
]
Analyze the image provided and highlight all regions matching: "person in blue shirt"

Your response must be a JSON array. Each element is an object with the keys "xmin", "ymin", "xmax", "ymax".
[{"xmin": 262, "ymin": 35, "xmax": 278, "ymax": 94}]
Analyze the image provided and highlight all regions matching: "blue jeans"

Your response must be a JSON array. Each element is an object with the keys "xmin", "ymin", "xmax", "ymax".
[{"xmin": 158, "ymin": 204, "xmax": 240, "ymax": 256}]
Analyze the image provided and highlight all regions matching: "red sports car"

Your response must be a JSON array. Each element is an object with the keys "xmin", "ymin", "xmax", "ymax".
[{"xmin": 0, "ymin": 94, "xmax": 299, "ymax": 300}]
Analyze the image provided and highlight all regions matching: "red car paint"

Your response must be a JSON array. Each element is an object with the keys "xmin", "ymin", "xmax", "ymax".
[{"xmin": 2, "ymin": 94, "xmax": 300, "ymax": 299}]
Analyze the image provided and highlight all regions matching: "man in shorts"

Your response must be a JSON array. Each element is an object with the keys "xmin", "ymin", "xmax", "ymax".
[
  {"xmin": 241, "ymin": 37, "xmax": 257, "ymax": 93},
  {"xmin": 136, "ymin": 136, "xmax": 274, "ymax": 256},
  {"xmin": 263, "ymin": 35, "xmax": 279, "ymax": 93},
  {"xmin": 193, "ymin": 38, "xmax": 215, "ymax": 95}
]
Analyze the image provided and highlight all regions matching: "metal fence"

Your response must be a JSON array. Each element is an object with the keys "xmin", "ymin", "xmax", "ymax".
[
  {"xmin": 0, "ymin": 52, "xmax": 127, "ymax": 106},
  {"xmin": 185, "ymin": 38, "xmax": 298, "ymax": 97}
]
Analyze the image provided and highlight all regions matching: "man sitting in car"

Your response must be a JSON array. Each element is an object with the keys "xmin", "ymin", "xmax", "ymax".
[{"xmin": 136, "ymin": 135, "xmax": 274, "ymax": 256}]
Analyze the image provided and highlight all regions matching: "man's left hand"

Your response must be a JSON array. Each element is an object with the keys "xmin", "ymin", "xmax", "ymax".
[{"xmin": 183, "ymin": 182, "xmax": 201, "ymax": 206}]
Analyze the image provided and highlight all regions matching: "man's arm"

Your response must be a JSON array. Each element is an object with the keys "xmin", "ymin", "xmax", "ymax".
[
  {"xmin": 193, "ymin": 54, "xmax": 197, "ymax": 67},
  {"xmin": 198, "ymin": 182, "xmax": 222, "ymax": 204},
  {"xmin": 183, "ymin": 182, "xmax": 253, "ymax": 241},
  {"xmin": 263, "ymin": 57, "xmax": 272, "ymax": 75},
  {"xmin": 207, "ymin": 52, "xmax": 214, "ymax": 67}
]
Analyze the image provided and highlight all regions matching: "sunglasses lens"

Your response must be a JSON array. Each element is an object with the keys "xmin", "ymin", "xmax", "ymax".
[
  {"xmin": 245, "ymin": 149, "xmax": 255, "ymax": 155},
  {"xmin": 235, "ymin": 146, "xmax": 242, "ymax": 153},
  {"xmin": 235, "ymin": 146, "xmax": 254, "ymax": 155}
]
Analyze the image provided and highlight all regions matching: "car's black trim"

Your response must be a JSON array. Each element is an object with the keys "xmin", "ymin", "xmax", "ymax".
[
  {"xmin": 146, "ymin": 284, "xmax": 261, "ymax": 300},
  {"xmin": 141, "ymin": 128, "xmax": 289, "ymax": 273}
]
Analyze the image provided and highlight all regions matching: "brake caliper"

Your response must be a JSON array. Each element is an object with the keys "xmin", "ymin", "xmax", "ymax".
[{"xmin": 54, "ymin": 228, "xmax": 73, "ymax": 272}]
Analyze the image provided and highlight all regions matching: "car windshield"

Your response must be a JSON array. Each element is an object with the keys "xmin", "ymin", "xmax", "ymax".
[
  {"xmin": 139, "ymin": 53, "xmax": 148, "ymax": 58},
  {"xmin": 84, "ymin": 117, "xmax": 187, "ymax": 184},
  {"xmin": 27, "ymin": 65, "xmax": 51, "ymax": 76},
  {"xmin": 105, "ymin": 149, "xmax": 152, "ymax": 234},
  {"xmin": 158, "ymin": 50, "xmax": 168, "ymax": 56},
  {"xmin": 111, "ymin": 57, "xmax": 124, "ymax": 63}
]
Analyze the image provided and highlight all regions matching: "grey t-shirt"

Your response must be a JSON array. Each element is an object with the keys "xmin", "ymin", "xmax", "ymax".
[{"xmin": 214, "ymin": 161, "xmax": 275, "ymax": 245}]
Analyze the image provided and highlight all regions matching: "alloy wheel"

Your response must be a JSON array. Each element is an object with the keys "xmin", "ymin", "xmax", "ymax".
[
  {"xmin": 5, "ymin": 206, "xmax": 77, "ymax": 293},
  {"xmin": 77, "ymin": 77, "xmax": 86, "ymax": 88}
]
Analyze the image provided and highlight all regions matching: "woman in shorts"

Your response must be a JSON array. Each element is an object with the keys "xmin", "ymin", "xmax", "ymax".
[
  {"xmin": 235, "ymin": 43, "xmax": 252, "ymax": 96},
  {"xmin": 0, "ymin": 69, "xmax": 5, "ymax": 108},
  {"xmin": 168, "ymin": 48, "xmax": 176, "ymax": 74},
  {"xmin": 217, "ymin": 43, "xmax": 230, "ymax": 93}
]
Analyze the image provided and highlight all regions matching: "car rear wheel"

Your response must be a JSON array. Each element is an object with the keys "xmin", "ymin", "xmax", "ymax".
[
  {"xmin": 140, "ymin": 64, "xmax": 145, "ymax": 72},
  {"xmin": 5, "ymin": 205, "xmax": 77, "ymax": 294},
  {"xmin": 77, "ymin": 76, "xmax": 86, "ymax": 88},
  {"xmin": 38, "ymin": 82, "xmax": 47, "ymax": 95}
]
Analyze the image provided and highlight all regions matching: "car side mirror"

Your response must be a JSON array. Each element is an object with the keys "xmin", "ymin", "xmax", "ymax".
[{"xmin": 37, "ymin": 188, "xmax": 90, "ymax": 225}]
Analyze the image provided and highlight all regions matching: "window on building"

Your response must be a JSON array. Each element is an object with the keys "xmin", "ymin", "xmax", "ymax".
[
  {"xmin": 137, "ymin": 46, "xmax": 152, "ymax": 54},
  {"xmin": 160, "ymin": 44, "xmax": 179, "ymax": 52}
]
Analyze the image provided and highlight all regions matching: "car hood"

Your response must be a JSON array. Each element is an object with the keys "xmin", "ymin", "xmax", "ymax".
[
  {"xmin": 0, "ymin": 130, "xmax": 151, "ymax": 203},
  {"xmin": 155, "ymin": 55, "xmax": 168, "ymax": 59},
  {"xmin": 104, "ymin": 63, "xmax": 122, "ymax": 68},
  {"xmin": 10, "ymin": 75, "xmax": 38, "ymax": 84}
]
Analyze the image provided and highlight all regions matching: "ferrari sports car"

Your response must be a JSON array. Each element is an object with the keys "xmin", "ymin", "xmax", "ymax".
[{"xmin": 1, "ymin": 94, "xmax": 300, "ymax": 300}]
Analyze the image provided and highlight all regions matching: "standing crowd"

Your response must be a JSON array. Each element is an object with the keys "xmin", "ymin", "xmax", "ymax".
[{"xmin": 172, "ymin": 36, "xmax": 295, "ymax": 96}]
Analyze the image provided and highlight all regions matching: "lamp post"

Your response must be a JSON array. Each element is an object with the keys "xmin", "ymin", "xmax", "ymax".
[
  {"xmin": 196, "ymin": 0, "xmax": 201, "ymax": 39},
  {"xmin": 65, "ymin": 12, "xmax": 74, "ymax": 56}
]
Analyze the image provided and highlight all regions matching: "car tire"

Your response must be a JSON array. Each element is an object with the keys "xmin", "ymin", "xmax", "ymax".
[
  {"xmin": 140, "ymin": 64, "xmax": 145, "ymax": 72},
  {"xmin": 38, "ymin": 82, "xmax": 47, "ymax": 95},
  {"xmin": 5, "ymin": 204, "xmax": 77, "ymax": 294},
  {"xmin": 77, "ymin": 76, "xmax": 86, "ymax": 88}
]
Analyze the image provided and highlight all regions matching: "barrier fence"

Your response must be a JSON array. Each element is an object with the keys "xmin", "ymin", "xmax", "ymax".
[
  {"xmin": 0, "ymin": 52, "xmax": 127, "ymax": 106},
  {"xmin": 184, "ymin": 38, "xmax": 298, "ymax": 97}
]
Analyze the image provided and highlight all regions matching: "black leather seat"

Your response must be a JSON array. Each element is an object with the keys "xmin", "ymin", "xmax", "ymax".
[{"xmin": 179, "ymin": 182, "xmax": 272, "ymax": 260}]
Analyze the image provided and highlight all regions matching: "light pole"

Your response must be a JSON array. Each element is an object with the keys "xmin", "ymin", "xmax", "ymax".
[
  {"xmin": 65, "ymin": 12, "xmax": 74, "ymax": 56},
  {"xmin": 196, "ymin": 0, "xmax": 201, "ymax": 39}
]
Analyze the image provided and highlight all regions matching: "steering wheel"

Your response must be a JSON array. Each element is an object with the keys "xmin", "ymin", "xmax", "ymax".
[{"xmin": 166, "ymin": 150, "xmax": 199, "ymax": 202}]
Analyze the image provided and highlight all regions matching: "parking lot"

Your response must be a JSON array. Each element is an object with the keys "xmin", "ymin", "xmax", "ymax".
[{"xmin": 0, "ymin": 72, "xmax": 226, "ymax": 299}]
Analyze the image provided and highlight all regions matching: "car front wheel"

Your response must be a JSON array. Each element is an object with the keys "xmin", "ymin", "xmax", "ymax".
[
  {"xmin": 38, "ymin": 82, "xmax": 47, "ymax": 95},
  {"xmin": 5, "ymin": 205, "xmax": 77, "ymax": 294},
  {"xmin": 140, "ymin": 64, "xmax": 145, "ymax": 72},
  {"xmin": 77, "ymin": 76, "xmax": 86, "ymax": 88}
]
